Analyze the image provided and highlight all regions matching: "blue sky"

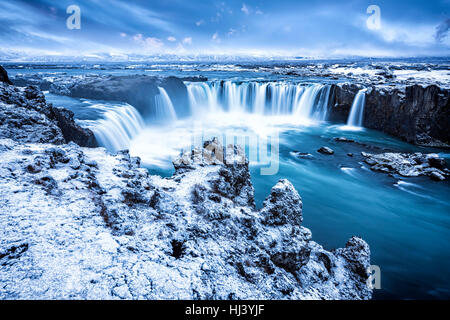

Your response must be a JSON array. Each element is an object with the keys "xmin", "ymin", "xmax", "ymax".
[{"xmin": 0, "ymin": 0, "xmax": 449, "ymax": 58}]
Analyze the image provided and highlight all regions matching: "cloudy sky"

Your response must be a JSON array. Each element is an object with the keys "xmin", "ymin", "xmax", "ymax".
[{"xmin": 0, "ymin": 0, "xmax": 449, "ymax": 59}]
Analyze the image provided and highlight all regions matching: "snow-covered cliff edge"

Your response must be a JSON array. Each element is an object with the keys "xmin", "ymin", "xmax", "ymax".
[{"xmin": 0, "ymin": 138, "xmax": 372, "ymax": 299}]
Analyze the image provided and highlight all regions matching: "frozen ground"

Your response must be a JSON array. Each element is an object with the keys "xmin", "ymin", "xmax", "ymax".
[{"xmin": 0, "ymin": 138, "xmax": 372, "ymax": 299}]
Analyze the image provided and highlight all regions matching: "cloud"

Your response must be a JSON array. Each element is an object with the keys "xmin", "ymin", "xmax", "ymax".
[
  {"xmin": 145, "ymin": 37, "xmax": 164, "ymax": 48},
  {"xmin": 241, "ymin": 4, "xmax": 249, "ymax": 15},
  {"xmin": 182, "ymin": 37, "xmax": 192, "ymax": 45},
  {"xmin": 373, "ymin": 22, "xmax": 436, "ymax": 46},
  {"xmin": 0, "ymin": 0, "xmax": 448, "ymax": 58},
  {"xmin": 105, "ymin": 0, "xmax": 175, "ymax": 33},
  {"xmin": 227, "ymin": 28, "xmax": 237, "ymax": 36},
  {"xmin": 435, "ymin": 19, "xmax": 450, "ymax": 43},
  {"xmin": 133, "ymin": 34, "xmax": 164, "ymax": 49},
  {"xmin": 212, "ymin": 32, "xmax": 221, "ymax": 43}
]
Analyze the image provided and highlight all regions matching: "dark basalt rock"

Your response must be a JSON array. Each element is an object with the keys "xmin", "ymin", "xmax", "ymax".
[
  {"xmin": 0, "ymin": 66, "xmax": 12, "ymax": 85},
  {"xmin": 363, "ymin": 85, "xmax": 449, "ymax": 147},
  {"xmin": 260, "ymin": 179, "xmax": 303, "ymax": 226},
  {"xmin": 50, "ymin": 75, "xmax": 190, "ymax": 119},
  {"xmin": 327, "ymin": 84, "xmax": 360, "ymax": 123},
  {"xmin": 335, "ymin": 137, "xmax": 355, "ymax": 143},
  {"xmin": 336, "ymin": 236, "xmax": 371, "ymax": 280},
  {"xmin": 317, "ymin": 146, "xmax": 334, "ymax": 155},
  {"xmin": 430, "ymin": 171, "xmax": 446, "ymax": 181},
  {"xmin": 51, "ymin": 107, "xmax": 98, "ymax": 147},
  {"xmin": 330, "ymin": 83, "xmax": 450, "ymax": 148},
  {"xmin": 180, "ymin": 76, "xmax": 208, "ymax": 82},
  {"xmin": 428, "ymin": 156, "xmax": 447, "ymax": 170}
]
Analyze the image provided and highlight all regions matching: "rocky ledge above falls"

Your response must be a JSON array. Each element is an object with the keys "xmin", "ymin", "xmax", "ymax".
[
  {"xmin": 0, "ymin": 138, "xmax": 372, "ymax": 300},
  {"xmin": 329, "ymin": 83, "xmax": 450, "ymax": 148},
  {"xmin": 47, "ymin": 74, "xmax": 190, "ymax": 118},
  {"xmin": 0, "ymin": 81, "xmax": 97, "ymax": 147}
]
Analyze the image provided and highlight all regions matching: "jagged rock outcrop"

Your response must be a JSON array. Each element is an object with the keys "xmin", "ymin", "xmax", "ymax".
[
  {"xmin": 0, "ymin": 138, "xmax": 372, "ymax": 300},
  {"xmin": 0, "ymin": 80, "xmax": 97, "ymax": 147},
  {"xmin": 0, "ymin": 83, "xmax": 65, "ymax": 144},
  {"xmin": 52, "ymin": 107, "xmax": 98, "ymax": 147}
]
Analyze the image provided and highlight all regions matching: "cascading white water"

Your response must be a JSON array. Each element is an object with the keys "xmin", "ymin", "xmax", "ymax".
[
  {"xmin": 154, "ymin": 87, "xmax": 177, "ymax": 121},
  {"xmin": 89, "ymin": 80, "xmax": 333, "ymax": 153},
  {"xmin": 293, "ymin": 84, "xmax": 328, "ymax": 119},
  {"xmin": 87, "ymin": 103, "xmax": 145, "ymax": 152},
  {"xmin": 186, "ymin": 81, "xmax": 331, "ymax": 119},
  {"xmin": 186, "ymin": 82, "xmax": 220, "ymax": 114},
  {"xmin": 311, "ymin": 85, "xmax": 332, "ymax": 121},
  {"xmin": 347, "ymin": 89, "xmax": 367, "ymax": 127}
]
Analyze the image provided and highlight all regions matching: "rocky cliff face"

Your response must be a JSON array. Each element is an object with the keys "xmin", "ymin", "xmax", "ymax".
[
  {"xmin": 327, "ymin": 84, "xmax": 360, "ymax": 123},
  {"xmin": 0, "ymin": 66, "xmax": 12, "ymax": 85},
  {"xmin": 0, "ymin": 76, "xmax": 97, "ymax": 147},
  {"xmin": 364, "ymin": 85, "xmax": 449, "ymax": 147},
  {"xmin": 0, "ymin": 84, "xmax": 65, "ymax": 144},
  {"xmin": 49, "ymin": 74, "xmax": 190, "ymax": 118},
  {"xmin": 329, "ymin": 84, "xmax": 450, "ymax": 148},
  {"xmin": 0, "ymin": 137, "xmax": 372, "ymax": 299}
]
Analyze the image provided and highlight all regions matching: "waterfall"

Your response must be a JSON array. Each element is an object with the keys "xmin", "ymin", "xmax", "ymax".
[
  {"xmin": 154, "ymin": 87, "xmax": 177, "ymax": 121},
  {"xmin": 311, "ymin": 85, "xmax": 331, "ymax": 121},
  {"xmin": 86, "ymin": 80, "xmax": 333, "ymax": 153},
  {"xmin": 186, "ymin": 82, "xmax": 220, "ymax": 114},
  {"xmin": 87, "ymin": 103, "xmax": 145, "ymax": 152},
  {"xmin": 185, "ymin": 81, "xmax": 331, "ymax": 119},
  {"xmin": 347, "ymin": 89, "xmax": 367, "ymax": 127},
  {"xmin": 293, "ymin": 84, "xmax": 328, "ymax": 119}
]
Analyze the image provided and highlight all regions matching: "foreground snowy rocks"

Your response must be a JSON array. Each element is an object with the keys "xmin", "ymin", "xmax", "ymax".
[
  {"xmin": 0, "ymin": 138, "xmax": 372, "ymax": 299},
  {"xmin": 0, "ymin": 82, "xmax": 97, "ymax": 147}
]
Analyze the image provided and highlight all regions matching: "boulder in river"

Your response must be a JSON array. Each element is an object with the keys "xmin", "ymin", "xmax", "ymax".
[
  {"xmin": 361, "ymin": 151, "xmax": 448, "ymax": 181},
  {"xmin": 318, "ymin": 146, "xmax": 334, "ymax": 155}
]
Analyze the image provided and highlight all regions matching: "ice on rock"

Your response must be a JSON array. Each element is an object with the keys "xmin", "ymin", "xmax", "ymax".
[
  {"xmin": 0, "ymin": 138, "xmax": 372, "ymax": 300},
  {"xmin": 260, "ymin": 179, "xmax": 303, "ymax": 226}
]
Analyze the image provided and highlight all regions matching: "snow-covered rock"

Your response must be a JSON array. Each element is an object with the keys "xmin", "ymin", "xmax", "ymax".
[
  {"xmin": 0, "ymin": 138, "xmax": 372, "ymax": 299},
  {"xmin": 0, "ymin": 82, "xmax": 97, "ymax": 147},
  {"xmin": 361, "ymin": 151, "xmax": 448, "ymax": 180}
]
